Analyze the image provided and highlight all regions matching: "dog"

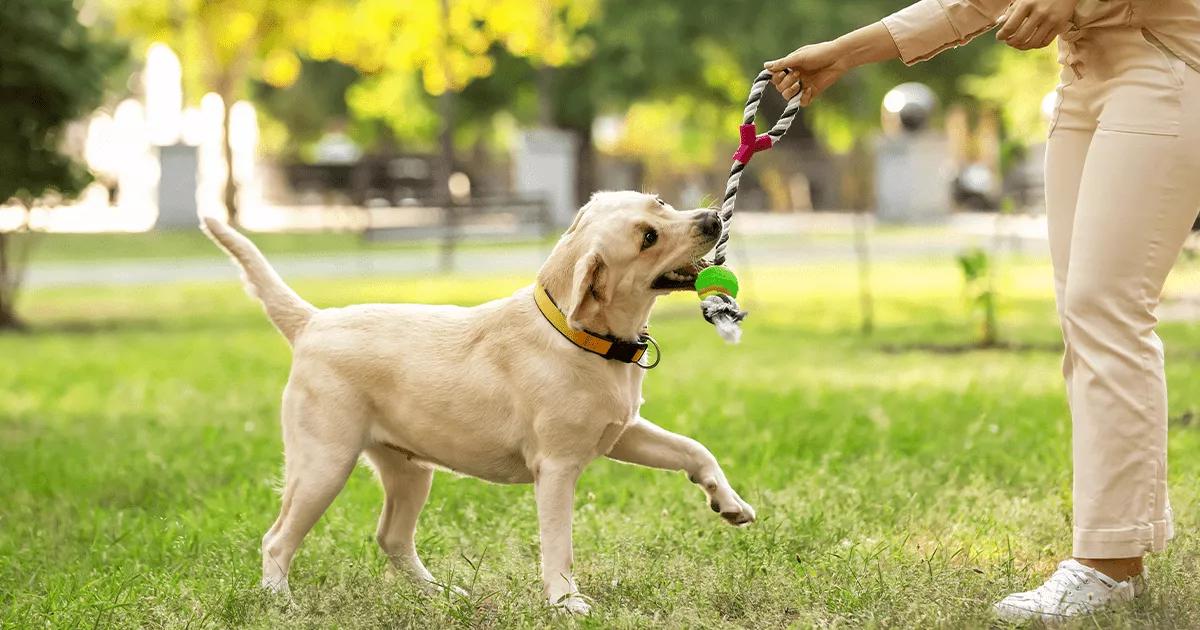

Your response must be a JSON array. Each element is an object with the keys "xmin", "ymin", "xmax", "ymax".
[{"xmin": 202, "ymin": 191, "xmax": 755, "ymax": 615}]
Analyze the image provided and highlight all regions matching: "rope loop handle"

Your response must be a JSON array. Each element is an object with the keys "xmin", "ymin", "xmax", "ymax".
[
  {"xmin": 698, "ymin": 70, "xmax": 802, "ymax": 344},
  {"xmin": 712, "ymin": 69, "xmax": 803, "ymax": 267}
]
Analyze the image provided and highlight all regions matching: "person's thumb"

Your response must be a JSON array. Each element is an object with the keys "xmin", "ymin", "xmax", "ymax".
[{"xmin": 764, "ymin": 49, "xmax": 805, "ymax": 72}]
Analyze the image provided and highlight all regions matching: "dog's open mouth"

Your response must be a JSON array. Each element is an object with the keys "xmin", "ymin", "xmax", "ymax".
[{"xmin": 651, "ymin": 259, "xmax": 710, "ymax": 291}]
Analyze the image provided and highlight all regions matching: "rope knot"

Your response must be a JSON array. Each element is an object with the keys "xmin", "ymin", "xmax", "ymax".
[{"xmin": 732, "ymin": 123, "xmax": 773, "ymax": 164}]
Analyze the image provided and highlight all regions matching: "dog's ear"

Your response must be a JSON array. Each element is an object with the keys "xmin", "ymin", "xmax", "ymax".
[
  {"xmin": 564, "ymin": 202, "xmax": 591, "ymax": 234},
  {"xmin": 564, "ymin": 193, "xmax": 607, "ymax": 234},
  {"xmin": 566, "ymin": 249, "xmax": 610, "ymax": 330}
]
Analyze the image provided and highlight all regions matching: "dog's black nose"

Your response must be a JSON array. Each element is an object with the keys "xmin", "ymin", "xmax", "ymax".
[{"xmin": 699, "ymin": 211, "xmax": 721, "ymax": 238}]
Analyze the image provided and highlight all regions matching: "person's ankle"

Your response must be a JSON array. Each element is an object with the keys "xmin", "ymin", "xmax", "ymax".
[{"xmin": 1075, "ymin": 556, "xmax": 1145, "ymax": 582}]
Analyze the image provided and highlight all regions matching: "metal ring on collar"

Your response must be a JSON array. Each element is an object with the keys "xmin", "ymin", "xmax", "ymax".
[{"xmin": 636, "ymin": 334, "xmax": 661, "ymax": 370}]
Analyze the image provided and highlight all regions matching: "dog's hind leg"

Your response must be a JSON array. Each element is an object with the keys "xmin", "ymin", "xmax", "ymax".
[
  {"xmin": 260, "ymin": 389, "xmax": 362, "ymax": 595},
  {"xmin": 363, "ymin": 446, "xmax": 453, "ymax": 595},
  {"xmin": 606, "ymin": 417, "xmax": 755, "ymax": 526}
]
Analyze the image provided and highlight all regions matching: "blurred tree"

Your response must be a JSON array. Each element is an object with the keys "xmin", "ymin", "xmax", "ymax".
[
  {"xmin": 254, "ymin": 59, "xmax": 361, "ymax": 160},
  {"xmin": 962, "ymin": 43, "xmax": 1060, "ymax": 172},
  {"xmin": 543, "ymin": 0, "xmax": 1003, "ymax": 194},
  {"xmin": 0, "ymin": 0, "xmax": 125, "ymax": 330},
  {"xmin": 299, "ymin": 0, "xmax": 597, "ymax": 198},
  {"xmin": 957, "ymin": 246, "xmax": 999, "ymax": 347},
  {"xmin": 117, "ymin": 0, "xmax": 1018, "ymax": 212},
  {"xmin": 108, "ymin": 0, "xmax": 323, "ymax": 224}
]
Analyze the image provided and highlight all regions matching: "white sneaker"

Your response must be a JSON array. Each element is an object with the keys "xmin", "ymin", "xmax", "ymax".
[{"xmin": 993, "ymin": 559, "xmax": 1145, "ymax": 624}]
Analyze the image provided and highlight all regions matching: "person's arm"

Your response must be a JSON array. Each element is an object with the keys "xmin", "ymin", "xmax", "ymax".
[
  {"xmin": 765, "ymin": 22, "xmax": 899, "ymax": 105},
  {"xmin": 765, "ymin": 0, "xmax": 1010, "ymax": 105},
  {"xmin": 882, "ymin": 0, "xmax": 1011, "ymax": 65}
]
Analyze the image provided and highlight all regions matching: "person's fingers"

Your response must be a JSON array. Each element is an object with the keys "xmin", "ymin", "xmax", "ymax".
[
  {"xmin": 1030, "ymin": 23, "xmax": 1060, "ymax": 49},
  {"xmin": 764, "ymin": 49, "xmax": 805, "ymax": 72},
  {"xmin": 1009, "ymin": 20, "xmax": 1051, "ymax": 49},
  {"xmin": 777, "ymin": 71, "xmax": 802, "ymax": 94},
  {"xmin": 1005, "ymin": 12, "xmax": 1041, "ymax": 47},
  {"xmin": 799, "ymin": 72, "xmax": 838, "ymax": 106},
  {"xmin": 1047, "ymin": 21, "xmax": 1072, "ymax": 44},
  {"xmin": 771, "ymin": 70, "xmax": 787, "ymax": 88},
  {"xmin": 784, "ymin": 74, "xmax": 812, "ymax": 101},
  {"xmin": 996, "ymin": 2, "xmax": 1032, "ymax": 40}
]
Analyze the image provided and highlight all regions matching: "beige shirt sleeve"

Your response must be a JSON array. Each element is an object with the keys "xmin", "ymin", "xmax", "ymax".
[{"xmin": 881, "ymin": 0, "xmax": 1010, "ymax": 65}]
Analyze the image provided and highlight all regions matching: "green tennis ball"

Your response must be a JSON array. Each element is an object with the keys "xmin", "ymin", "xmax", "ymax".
[{"xmin": 695, "ymin": 266, "xmax": 739, "ymax": 300}]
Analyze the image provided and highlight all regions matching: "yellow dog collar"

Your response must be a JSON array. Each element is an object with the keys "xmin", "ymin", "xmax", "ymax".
[{"xmin": 533, "ymin": 284, "xmax": 655, "ymax": 366}]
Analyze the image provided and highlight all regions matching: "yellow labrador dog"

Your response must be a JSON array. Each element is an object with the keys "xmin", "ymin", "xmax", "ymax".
[{"xmin": 202, "ymin": 191, "xmax": 754, "ymax": 615}]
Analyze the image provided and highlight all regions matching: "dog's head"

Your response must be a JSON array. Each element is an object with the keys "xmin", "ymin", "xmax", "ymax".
[{"xmin": 538, "ymin": 191, "xmax": 721, "ymax": 338}]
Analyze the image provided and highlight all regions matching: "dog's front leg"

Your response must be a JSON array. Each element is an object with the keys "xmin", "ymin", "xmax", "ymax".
[
  {"xmin": 533, "ymin": 458, "xmax": 589, "ymax": 615},
  {"xmin": 607, "ymin": 417, "xmax": 755, "ymax": 525}
]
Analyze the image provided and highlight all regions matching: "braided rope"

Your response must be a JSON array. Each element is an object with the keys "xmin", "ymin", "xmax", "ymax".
[
  {"xmin": 700, "ymin": 70, "xmax": 801, "ymax": 343},
  {"xmin": 712, "ymin": 69, "xmax": 802, "ymax": 266}
]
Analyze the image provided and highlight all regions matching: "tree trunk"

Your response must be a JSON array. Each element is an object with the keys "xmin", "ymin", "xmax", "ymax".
[
  {"xmin": 0, "ymin": 231, "xmax": 29, "ymax": 332},
  {"xmin": 221, "ymin": 93, "xmax": 240, "ymax": 225},
  {"xmin": 437, "ymin": 0, "xmax": 457, "ymax": 273},
  {"xmin": 537, "ymin": 65, "xmax": 555, "ymax": 128},
  {"xmin": 437, "ymin": 88, "xmax": 457, "ymax": 273},
  {"xmin": 574, "ymin": 122, "xmax": 595, "ymax": 212}
]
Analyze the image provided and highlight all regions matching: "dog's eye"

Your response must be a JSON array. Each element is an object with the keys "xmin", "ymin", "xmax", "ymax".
[
  {"xmin": 642, "ymin": 229, "xmax": 658, "ymax": 250},
  {"xmin": 655, "ymin": 197, "xmax": 666, "ymax": 207}
]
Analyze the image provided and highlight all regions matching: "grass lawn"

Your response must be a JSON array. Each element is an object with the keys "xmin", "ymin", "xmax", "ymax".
[{"xmin": 2, "ymin": 256, "xmax": 1200, "ymax": 628}]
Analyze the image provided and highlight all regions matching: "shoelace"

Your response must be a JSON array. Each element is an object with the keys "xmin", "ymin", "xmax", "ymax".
[{"xmin": 1041, "ymin": 563, "xmax": 1090, "ymax": 600}]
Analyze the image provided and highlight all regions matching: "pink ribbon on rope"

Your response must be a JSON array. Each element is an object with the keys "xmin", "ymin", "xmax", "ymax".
[{"xmin": 732, "ymin": 123, "xmax": 773, "ymax": 164}]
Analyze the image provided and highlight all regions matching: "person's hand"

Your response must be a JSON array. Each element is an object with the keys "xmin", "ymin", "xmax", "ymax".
[
  {"xmin": 995, "ymin": 0, "xmax": 1078, "ymax": 50},
  {"xmin": 764, "ymin": 41, "xmax": 847, "ymax": 106}
]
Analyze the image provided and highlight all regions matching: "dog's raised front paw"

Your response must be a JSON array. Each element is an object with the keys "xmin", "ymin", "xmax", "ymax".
[
  {"xmin": 260, "ymin": 576, "xmax": 291, "ymax": 596},
  {"xmin": 550, "ymin": 593, "xmax": 592, "ymax": 616},
  {"xmin": 709, "ymin": 490, "xmax": 756, "ymax": 526}
]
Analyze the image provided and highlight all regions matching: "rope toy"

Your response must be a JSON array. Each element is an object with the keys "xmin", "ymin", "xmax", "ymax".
[{"xmin": 697, "ymin": 69, "xmax": 802, "ymax": 343}]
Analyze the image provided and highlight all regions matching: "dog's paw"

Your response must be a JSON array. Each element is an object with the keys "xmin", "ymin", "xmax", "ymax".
[
  {"xmin": 417, "ymin": 580, "xmax": 469, "ymax": 598},
  {"xmin": 709, "ymin": 490, "xmax": 756, "ymax": 526},
  {"xmin": 260, "ymin": 576, "xmax": 291, "ymax": 597},
  {"xmin": 550, "ymin": 593, "xmax": 592, "ymax": 616},
  {"xmin": 438, "ymin": 584, "xmax": 470, "ymax": 599}
]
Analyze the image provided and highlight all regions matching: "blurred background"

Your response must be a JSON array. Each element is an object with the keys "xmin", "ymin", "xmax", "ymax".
[{"xmin": 1, "ymin": 0, "xmax": 1121, "ymax": 331}]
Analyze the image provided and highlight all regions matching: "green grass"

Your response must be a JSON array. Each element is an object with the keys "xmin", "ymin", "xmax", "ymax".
[{"xmin": 2, "ymin": 257, "xmax": 1200, "ymax": 628}]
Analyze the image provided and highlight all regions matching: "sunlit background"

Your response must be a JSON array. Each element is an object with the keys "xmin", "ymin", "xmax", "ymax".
[{"xmin": 2, "ymin": 0, "xmax": 1071, "ymax": 234}]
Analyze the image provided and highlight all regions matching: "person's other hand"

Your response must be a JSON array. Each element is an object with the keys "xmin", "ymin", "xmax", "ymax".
[
  {"xmin": 764, "ymin": 41, "xmax": 846, "ymax": 106},
  {"xmin": 995, "ymin": 0, "xmax": 1078, "ymax": 50}
]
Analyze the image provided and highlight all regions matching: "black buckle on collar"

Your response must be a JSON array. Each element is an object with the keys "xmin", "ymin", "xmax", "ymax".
[{"xmin": 603, "ymin": 335, "xmax": 650, "ymax": 365}]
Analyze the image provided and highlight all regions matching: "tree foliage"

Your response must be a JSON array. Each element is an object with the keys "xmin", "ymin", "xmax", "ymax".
[
  {"xmin": 107, "ymin": 0, "xmax": 326, "ymax": 221},
  {"xmin": 0, "ymin": 0, "xmax": 124, "ymax": 205},
  {"xmin": 0, "ymin": 0, "xmax": 125, "ymax": 329},
  {"xmin": 963, "ymin": 43, "xmax": 1060, "ymax": 149},
  {"xmin": 111, "ymin": 0, "xmax": 1033, "ymax": 177},
  {"xmin": 324, "ymin": 0, "xmax": 1008, "ymax": 166}
]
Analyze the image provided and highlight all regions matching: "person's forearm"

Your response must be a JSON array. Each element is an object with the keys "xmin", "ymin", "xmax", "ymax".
[{"xmin": 835, "ymin": 21, "xmax": 901, "ymax": 69}]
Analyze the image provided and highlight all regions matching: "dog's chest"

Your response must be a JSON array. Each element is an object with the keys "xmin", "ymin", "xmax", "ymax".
[{"xmin": 589, "ymin": 375, "xmax": 644, "ymax": 456}]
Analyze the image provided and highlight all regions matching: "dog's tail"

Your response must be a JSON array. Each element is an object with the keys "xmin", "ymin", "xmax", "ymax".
[{"xmin": 201, "ymin": 217, "xmax": 316, "ymax": 344}]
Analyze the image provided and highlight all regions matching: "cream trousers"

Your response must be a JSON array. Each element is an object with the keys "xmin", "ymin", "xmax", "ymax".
[{"xmin": 1045, "ymin": 27, "xmax": 1200, "ymax": 558}]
